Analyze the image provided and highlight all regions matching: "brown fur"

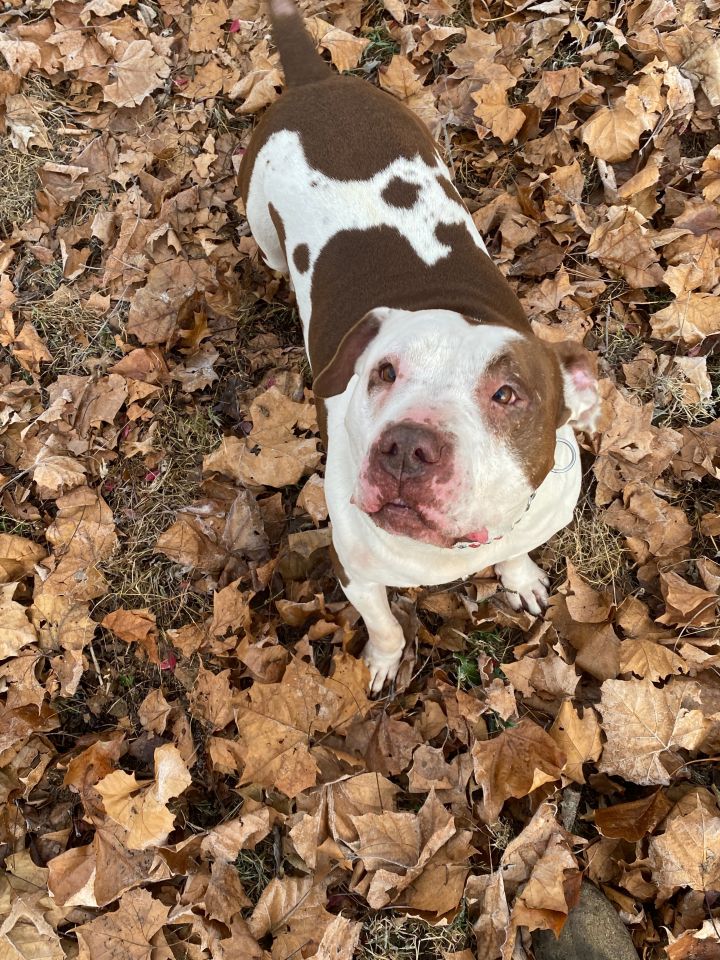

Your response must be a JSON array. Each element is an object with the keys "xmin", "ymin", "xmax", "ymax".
[
  {"xmin": 482, "ymin": 339, "xmax": 565, "ymax": 487},
  {"xmin": 307, "ymin": 224, "xmax": 529, "ymax": 393}
]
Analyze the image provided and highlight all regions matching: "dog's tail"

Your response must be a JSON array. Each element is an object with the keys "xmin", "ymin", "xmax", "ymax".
[{"xmin": 268, "ymin": 0, "xmax": 332, "ymax": 87}]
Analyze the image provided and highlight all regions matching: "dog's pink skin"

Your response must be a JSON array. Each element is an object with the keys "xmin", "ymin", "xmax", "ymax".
[{"xmin": 354, "ymin": 419, "xmax": 463, "ymax": 546}]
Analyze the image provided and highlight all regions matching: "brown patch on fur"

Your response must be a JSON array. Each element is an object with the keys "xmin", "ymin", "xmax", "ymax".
[
  {"xmin": 308, "ymin": 224, "xmax": 529, "ymax": 395},
  {"xmin": 436, "ymin": 174, "xmax": 464, "ymax": 206},
  {"xmin": 293, "ymin": 242, "xmax": 310, "ymax": 272},
  {"xmin": 313, "ymin": 310, "xmax": 382, "ymax": 398},
  {"xmin": 268, "ymin": 1, "xmax": 332, "ymax": 87},
  {"xmin": 268, "ymin": 203, "xmax": 287, "ymax": 261},
  {"xmin": 314, "ymin": 396, "xmax": 328, "ymax": 449},
  {"xmin": 481, "ymin": 337, "xmax": 565, "ymax": 488},
  {"xmin": 239, "ymin": 75, "xmax": 439, "ymax": 194},
  {"xmin": 382, "ymin": 177, "xmax": 420, "ymax": 208}
]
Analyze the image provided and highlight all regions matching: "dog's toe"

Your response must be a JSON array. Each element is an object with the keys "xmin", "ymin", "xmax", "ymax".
[{"xmin": 363, "ymin": 643, "xmax": 403, "ymax": 695}]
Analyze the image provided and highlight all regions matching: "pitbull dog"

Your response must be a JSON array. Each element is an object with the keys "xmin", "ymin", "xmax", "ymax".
[{"xmin": 240, "ymin": 0, "xmax": 600, "ymax": 692}]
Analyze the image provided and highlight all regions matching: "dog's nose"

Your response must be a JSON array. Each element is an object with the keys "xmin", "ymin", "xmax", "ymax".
[{"xmin": 377, "ymin": 423, "xmax": 445, "ymax": 480}]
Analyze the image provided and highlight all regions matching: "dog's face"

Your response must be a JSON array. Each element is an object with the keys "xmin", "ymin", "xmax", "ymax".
[{"xmin": 316, "ymin": 308, "xmax": 599, "ymax": 548}]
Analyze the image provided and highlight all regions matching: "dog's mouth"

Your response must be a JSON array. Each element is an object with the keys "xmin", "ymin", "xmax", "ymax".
[
  {"xmin": 369, "ymin": 499, "xmax": 501, "ymax": 550},
  {"xmin": 369, "ymin": 498, "xmax": 456, "ymax": 547}
]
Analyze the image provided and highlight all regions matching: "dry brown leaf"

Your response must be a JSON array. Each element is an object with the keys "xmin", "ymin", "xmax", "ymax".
[
  {"xmin": 587, "ymin": 206, "xmax": 663, "ymax": 287},
  {"xmin": 0, "ymin": 534, "xmax": 46, "ymax": 583},
  {"xmin": 549, "ymin": 701, "xmax": 602, "ymax": 784},
  {"xmin": 619, "ymin": 638, "xmax": 688, "ymax": 681},
  {"xmin": 651, "ymin": 293, "xmax": 720, "ymax": 346},
  {"xmin": 0, "ymin": 897, "xmax": 64, "ymax": 960},
  {"xmin": 137, "ymin": 688, "xmax": 171, "ymax": 735},
  {"xmin": 658, "ymin": 571, "xmax": 719, "ymax": 628},
  {"xmin": 101, "ymin": 607, "xmax": 160, "ymax": 664},
  {"xmin": 103, "ymin": 39, "xmax": 171, "ymax": 108},
  {"xmin": 5, "ymin": 93, "xmax": 52, "ymax": 151},
  {"xmin": 649, "ymin": 797, "xmax": 720, "ymax": 891},
  {"xmin": 0, "ymin": 583, "xmax": 37, "ymax": 659},
  {"xmin": 234, "ymin": 661, "xmax": 330, "ymax": 797},
  {"xmin": 96, "ymin": 743, "xmax": 192, "ymax": 849},
  {"xmin": 599, "ymin": 678, "xmax": 708, "ymax": 784},
  {"xmin": 581, "ymin": 103, "xmax": 650, "ymax": 162},
  {"xmin": 204, "ymin": 387, "xmax": 320, "ymax": 488},
  {"xmin": 316, "ymin": 915, "xmax": 363, "ymax": 960},
  {"xmin": 472, "ymin": 718, "xmax": 565, "ymax": 822},
  {"xmin": 75, "ymin": 887, "xmax": 170, "ymax": 960},
  {"xmin": 594, "ymin": 789, "xmax": 673, "ymax": 842}
]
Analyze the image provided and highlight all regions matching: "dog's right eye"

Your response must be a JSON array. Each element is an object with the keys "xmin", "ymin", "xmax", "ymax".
[{"xmin": 378, "ymin": 362, "xmax": 396, "ymax": 383}]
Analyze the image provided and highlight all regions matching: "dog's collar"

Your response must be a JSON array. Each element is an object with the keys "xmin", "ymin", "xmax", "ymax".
[
  {"xmin": 452, "ymin": 436, "xmax": 577, "ymax": 550},
  {"xmin": 453, "ymin": 491, "xmax": 536, "ymax": 549}
]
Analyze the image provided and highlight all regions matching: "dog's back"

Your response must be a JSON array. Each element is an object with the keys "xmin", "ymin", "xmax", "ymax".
[{"xmin": 238, "ymin": 0, "xmax": 441, "ymax": 201}]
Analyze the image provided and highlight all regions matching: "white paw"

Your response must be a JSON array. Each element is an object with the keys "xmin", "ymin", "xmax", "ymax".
[
  {"xmin": 497, "ymin": 558, "xmax": 550, "ymax": 617},
  {"xmin": 362, "ymin": 642, "xmax": 404, "ymax": 695}
]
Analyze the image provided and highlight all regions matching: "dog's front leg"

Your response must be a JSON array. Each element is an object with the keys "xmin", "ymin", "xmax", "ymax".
[
  {"xmin": 342, "ymin": 578, "xmax": 406, "ymax": 694},
  {"xmin": 494, "ymin": 553, "xmax": 551, "ymax": 616}
]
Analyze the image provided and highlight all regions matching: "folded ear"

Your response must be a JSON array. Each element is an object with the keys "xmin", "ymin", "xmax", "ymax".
[
  {"xmin": 553, "ymin": 340, "xmax": 601, "ymax": 432},
  {"xmin": 312, "ymin": 310, "xmax": 382, "ymax": 398}
]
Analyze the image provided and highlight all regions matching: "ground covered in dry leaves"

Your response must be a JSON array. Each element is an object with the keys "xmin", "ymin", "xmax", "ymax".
[{"xmin": 0, "ymin": 0, "xmax": 719, "ymax": 957}]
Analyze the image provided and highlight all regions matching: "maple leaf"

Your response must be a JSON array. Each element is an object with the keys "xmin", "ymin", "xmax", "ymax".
[
  {"xmin": 234, "ymin": 660, "xmax": 332, "ymax": 797},
  {"xmin": 0, "ymin": 533, "xmax": 46, "ymax": 582},
  {"xmin": 594, "ymin": 789, "xmax": 673, "ymax": 842},
  {"xmin": 350, "ymin": 790, "xmax": 471, "ymax": 912},
  {"xmin": 598, "ymin": 678, "xmax": 709, "ymax": 784},
  {"xmin": 651, "ymin": 293, "xmax": 720, "ymax": 346},
  {"xmin": 5, "ymin": 93, "xmax": 52, "ymax": 151},
  {"xmin": 0, "ymin": 36, "xmax": 41, "ymax": 76},
  {"xmin": 581, "ymin": 102, "xmax": 651, "ymax": 162},
  {"xmin": 587, "ymin": 206, "xmax": 663, "ymax": 287},
  {"xmin": 472, "ymin": 718, "xmax": 565, "ymax": 822},
  {"xmin": 75, "ymin": 888, "xmax": 170, "ymax": 960},
  {"xmin": 97, "ymin": 744, "xmax": 192, "ymax": 849},
  {"xmin": 0, "ymin": 583, "xmax": 37, "ymax": 659},
  {"xmin": 549, "ymin": 700, "xmax": 602, "ymax": 784},
  {"xmin": 102, "ymin": 607, "xmax": 160, "ymax": 664},
  {"xmin": 649, "ymin": 797, "xmax": 720, "ymax": 891},
  {"xmin": 126, "ymin": 258, "xmax": 216, "ymax": 345},
  {"xmin": 467, "ymin": 802, "xmax": 581, "ymax": 958},
  {"xmin": 0, "ymin": 897, "xmax": 64, "ymax": 960},
  {"xmin": 103, "ymin": 39, "xmax": 171, "ymax": 108},
  {"xmin": 203, "ymin": 387, "xmax": 321, "ymax": 488}
]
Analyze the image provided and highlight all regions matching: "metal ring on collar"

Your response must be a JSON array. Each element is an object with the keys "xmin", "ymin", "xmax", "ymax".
[{"xmin": 551, "ymin": 437, "xmax": 577, "ymax": 474}]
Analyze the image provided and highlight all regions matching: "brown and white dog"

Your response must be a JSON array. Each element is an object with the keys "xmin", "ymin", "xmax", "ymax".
[{"xmin": 240, "ymin": 0, "xmax": 600, "ymax": 692}]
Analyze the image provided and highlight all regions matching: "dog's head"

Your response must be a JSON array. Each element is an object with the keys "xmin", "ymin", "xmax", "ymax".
[{"xmin": 315, "ymin": 307, "xmax": 599, "ymax": 548}]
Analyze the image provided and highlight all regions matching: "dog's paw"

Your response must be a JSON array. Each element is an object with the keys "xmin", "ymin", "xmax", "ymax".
[
  {"xmin": 496, "ymin": 556, "xmax": 550, "ymax": 617},
  {"xmin": 362, "ymin": 642, "xmax": 404, "ymax": 695}
]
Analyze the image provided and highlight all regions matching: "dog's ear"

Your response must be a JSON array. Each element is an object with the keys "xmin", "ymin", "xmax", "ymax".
[
  {"xmin": 552, "ymin": 340, "xmax": 601, "ymax": 432},
  {"xmin": 313, "ymin": 310, "xmax": 382, "ymax": 398}
]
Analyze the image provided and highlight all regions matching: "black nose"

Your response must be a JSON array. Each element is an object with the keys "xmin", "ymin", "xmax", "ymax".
[{"xmin": 377, "ymin": 423, "xmax": 444, "ymax": 480}]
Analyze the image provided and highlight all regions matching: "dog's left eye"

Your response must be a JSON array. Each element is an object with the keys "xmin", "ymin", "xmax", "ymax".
[
  {"xmin": 378, "ymin": 362, "xmax": 396, "ymax": 383},
  {"xmin": 492, "ymin": 385, "xmax": 516, "ymax": 405}
]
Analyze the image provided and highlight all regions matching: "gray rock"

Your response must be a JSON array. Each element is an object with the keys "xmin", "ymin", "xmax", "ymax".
[{"xmin": 532, "ymin": 882, "xmax": 639, "ymax": 960}]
